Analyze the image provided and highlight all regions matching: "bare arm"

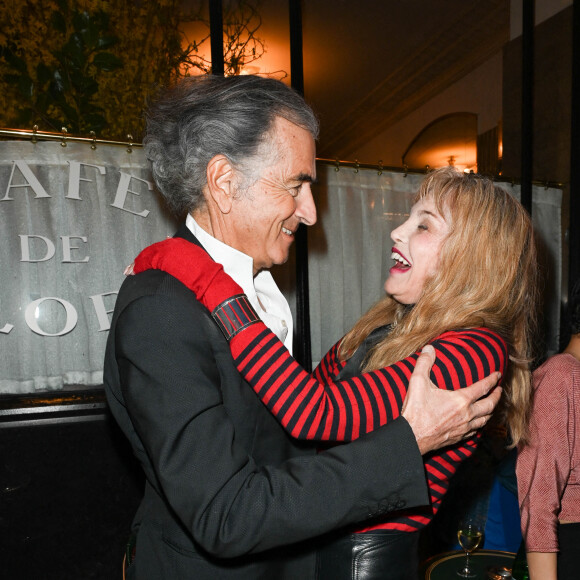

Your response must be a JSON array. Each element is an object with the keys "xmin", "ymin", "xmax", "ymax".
[
  {"xmin": 402, "ymin": 345, "xmax": 502, "ymax": 454},
  {"xmin": 526, "ymin": 551, "xmax": 557, "ymax": 580}
]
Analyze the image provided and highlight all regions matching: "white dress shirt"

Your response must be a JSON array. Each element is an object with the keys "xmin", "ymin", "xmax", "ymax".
[{"xmin": 186, "ymin": 214, "xmax": 293, "ymax": 353}]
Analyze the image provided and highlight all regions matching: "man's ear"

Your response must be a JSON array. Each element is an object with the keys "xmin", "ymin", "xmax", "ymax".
[{"xmin": 206, "ymin": 154, "xmax": 236, "ymax": 214}]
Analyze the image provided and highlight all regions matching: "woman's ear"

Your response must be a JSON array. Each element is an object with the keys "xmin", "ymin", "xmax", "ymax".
[{"xmin": 206, "ymin": 155, "xmax": 235, "ymax": 214}]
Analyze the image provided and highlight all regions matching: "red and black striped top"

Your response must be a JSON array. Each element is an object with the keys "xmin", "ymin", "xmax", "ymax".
[
  {"xmin": 227, "ymin": 321, "xmax": 507, "ymax": 533},
  {"xmin": 130, "ymin": 239, "xmax": 508, "ymax": 533}
]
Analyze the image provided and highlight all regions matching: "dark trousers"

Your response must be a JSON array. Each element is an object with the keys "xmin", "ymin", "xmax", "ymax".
[{"xmin": 558, "ymin": 522, "xmax": 580, "ymax": 580}]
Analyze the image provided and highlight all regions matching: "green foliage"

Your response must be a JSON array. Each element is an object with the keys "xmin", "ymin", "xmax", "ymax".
[
  {"xmin": 1, "ymin": 5, "xmax": 123, "ymax": 134},
  {"xmin": 0, "ymin": 0, "xmax": 267, "ymax": 140}
]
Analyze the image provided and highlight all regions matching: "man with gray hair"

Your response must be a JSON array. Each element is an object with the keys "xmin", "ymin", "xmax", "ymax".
[{"xmin": 104, "ymin": 75, "xmax": 500, "ymax": 579}]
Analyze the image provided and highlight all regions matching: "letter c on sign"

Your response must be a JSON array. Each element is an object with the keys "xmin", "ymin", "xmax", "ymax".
[{"xmin": 24, "ymin": 297, "xmax": 78, "ymax": 336}]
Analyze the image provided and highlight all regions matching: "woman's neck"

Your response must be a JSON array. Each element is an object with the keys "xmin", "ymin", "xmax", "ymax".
[{"xmin": 563, "ymin": 334, "xmax": 580, "ymax": 362}]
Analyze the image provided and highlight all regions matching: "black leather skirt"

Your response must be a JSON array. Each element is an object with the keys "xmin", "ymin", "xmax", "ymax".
[{"xmin": 317, "ymin": 530, "xmax": 419, "ymax": 580}]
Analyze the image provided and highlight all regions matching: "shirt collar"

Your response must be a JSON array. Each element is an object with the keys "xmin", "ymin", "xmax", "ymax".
[{"xmin": 185, "ymin": 213, "xmax": 293, "ymax": 352}]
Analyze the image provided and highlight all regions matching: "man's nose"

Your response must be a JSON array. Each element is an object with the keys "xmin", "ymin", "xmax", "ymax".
[{"xmin": 296, "ymin": 186, "xmax": 317, "ymax": 226}]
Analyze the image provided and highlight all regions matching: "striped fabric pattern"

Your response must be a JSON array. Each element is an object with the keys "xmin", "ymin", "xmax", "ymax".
[
  {"xmin": 230, "ymin": 325, "xmax": 508, "ymax": 532},
  {"xmin": 211, "ymin": 294, "xmax": 260, "ymax": 340}
]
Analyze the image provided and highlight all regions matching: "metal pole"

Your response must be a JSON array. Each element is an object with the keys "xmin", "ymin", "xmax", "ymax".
[
  {"xmin": 209, "ymin": 0, "xmax": 224, "ymax": 76},
  {"xmin": 289, "ymin": 0, "xmax": 312, "ymax": 371},
  {"xmin": 569, "ymin": 0, "xmax": 580, "ymax": 299},
  {"xmin": 520, "ymin": 0, "xmax": 534, "ymax": 214}
]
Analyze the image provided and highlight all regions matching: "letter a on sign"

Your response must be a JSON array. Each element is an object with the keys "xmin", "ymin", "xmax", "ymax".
[{"xmin": 2, "ymin": 160, "xmax": 51, "ymax": 200}]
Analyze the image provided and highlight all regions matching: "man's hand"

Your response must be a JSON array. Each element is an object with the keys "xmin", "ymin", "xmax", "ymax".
[{"xmin": 401, "ymin": 345, "xmax": 502, "ymax": 455}]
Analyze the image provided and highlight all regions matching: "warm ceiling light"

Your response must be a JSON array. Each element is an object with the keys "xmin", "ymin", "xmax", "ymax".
[
  {"xmin": 239, "ymin": 65, "xmax": 261, "ymax": 76},
  {"xmin": 402, "ymin": 113, "xmax": 477, "ymax": 172}
]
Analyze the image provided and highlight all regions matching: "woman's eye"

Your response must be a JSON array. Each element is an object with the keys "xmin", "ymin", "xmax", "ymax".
[{"xmin": 418, "ymin": 224, "xmax": 428, "ymax": 231}]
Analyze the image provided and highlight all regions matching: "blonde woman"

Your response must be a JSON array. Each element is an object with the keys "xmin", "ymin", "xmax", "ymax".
[{"xmin": 131, "ymin": 167, "xmax": 538, "ymax": 580}]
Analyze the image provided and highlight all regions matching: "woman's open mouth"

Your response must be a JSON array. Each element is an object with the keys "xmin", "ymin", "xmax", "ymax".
[{"xmin": 390, "ymin": 249, "xmax": 411, "ymax": 270}]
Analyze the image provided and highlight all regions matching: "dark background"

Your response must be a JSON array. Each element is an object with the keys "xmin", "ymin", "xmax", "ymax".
[{"xmin": 1, "ymin": 405, "xmax": 143, "ymax": 580}]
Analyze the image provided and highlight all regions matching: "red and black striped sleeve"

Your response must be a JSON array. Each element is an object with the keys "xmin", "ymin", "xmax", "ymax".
[
  {"xmin": 312, "ymin": 339, "xmax": 346, "ymax": 383},
  {"xmin": 228, "ymin": 323, "xmax": 507, "ymax": 532},
  {"xmin": 230, "ymin": 323, "xmax": 507, "ymax": 442}
]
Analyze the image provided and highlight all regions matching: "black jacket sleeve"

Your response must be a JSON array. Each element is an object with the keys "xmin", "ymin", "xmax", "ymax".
[{"xmin": 110, "ymin": 274, "xmax": 428, "ymax": 558}]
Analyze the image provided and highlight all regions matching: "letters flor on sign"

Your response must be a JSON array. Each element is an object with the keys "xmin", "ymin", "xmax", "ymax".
[{"xmin": 1, "ymin": 157, "xmax": 156, "ymax": 338}]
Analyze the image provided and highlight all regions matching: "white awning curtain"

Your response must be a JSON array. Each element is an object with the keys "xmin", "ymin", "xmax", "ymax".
[
  {"xmin": 0, "ymin": 141, "xmax": 562, "ymax": 394},
  {"xmin": 0, "ymin": 141, "xmax": 177, "ymax": 394}
]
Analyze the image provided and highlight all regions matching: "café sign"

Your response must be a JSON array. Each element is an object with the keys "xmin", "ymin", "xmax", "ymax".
[{"xmin": 0, "ymin": 141, "xmax": 176, "ymax": 394}]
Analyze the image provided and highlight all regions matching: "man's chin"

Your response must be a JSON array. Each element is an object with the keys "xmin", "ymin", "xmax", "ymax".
[{"xmin": 255, "ymin": 253, "xmax": 290, "ymax": 274}]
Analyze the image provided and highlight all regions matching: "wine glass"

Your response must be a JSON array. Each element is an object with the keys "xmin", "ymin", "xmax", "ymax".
[{"xmin": 456, "ymin": 517, "xmax": 484, "ymax": 577}]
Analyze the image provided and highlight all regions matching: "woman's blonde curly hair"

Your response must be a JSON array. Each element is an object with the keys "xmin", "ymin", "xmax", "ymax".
[{"xmin": 340, "ymin": 167, "xmax": 540, "ymax": 446}]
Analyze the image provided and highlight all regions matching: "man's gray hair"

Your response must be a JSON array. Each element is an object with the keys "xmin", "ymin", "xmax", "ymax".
[{"xmin": 143, "ymin": 75, "xmax": 319, "ymax": 218}]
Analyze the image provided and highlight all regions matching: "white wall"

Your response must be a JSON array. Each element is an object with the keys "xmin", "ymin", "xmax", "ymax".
[{"xmin": 349, "ymin": 52, "xmax": 503, "ymax": 167}]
